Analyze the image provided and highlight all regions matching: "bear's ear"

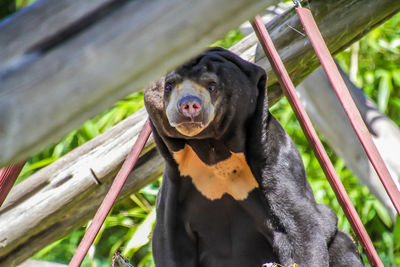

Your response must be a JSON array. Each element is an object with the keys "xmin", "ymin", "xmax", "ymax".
[
  {"xmin": 252, "ymin": 65, "xmax": 267, "ymax": 96},
  {"xmin": 144, "ymin": 77, "xmax": 165, "ymax": 118}
]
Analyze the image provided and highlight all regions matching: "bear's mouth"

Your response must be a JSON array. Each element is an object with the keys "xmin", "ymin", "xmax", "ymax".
[
  {"xmin": 174, "ymin": 121, "xmax": 208, "ymax": 137},
  {"xmin": 169, "ymin": 117, "xmax": 204, "ymax": 128},
  {"xmin": 177, "ymin": 121, "xmax": 203, "ymax": 127}
]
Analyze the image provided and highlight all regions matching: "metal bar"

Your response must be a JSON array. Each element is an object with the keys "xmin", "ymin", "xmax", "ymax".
[
  {"xmin": 251, "ymin": 15, "xmax": 383, "ymax": 267},
  {"xmin": 69, "ymin": 118, "xmax": 152, "ymax": 267},
  {"xmin": 0, "ymin": 161, "xmax": 26, "ymax": 207},
  {"xmin": 296, "ymin": 7, "xmax": 400, "ymax": 216}
]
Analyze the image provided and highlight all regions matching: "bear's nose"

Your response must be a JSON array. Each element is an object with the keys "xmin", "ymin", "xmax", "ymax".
[{"xmin": 178, "ymin": 95, "xmax": 202, "ymax": 118}]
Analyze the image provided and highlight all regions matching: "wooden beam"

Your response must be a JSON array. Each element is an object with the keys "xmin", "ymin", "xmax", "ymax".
[
  {"xmin": 0, "ymin": 0, "xmax": 277, "ymax": 167},
  {"xmin": 0, "ymin": 0, "xmax": 112, "ymax": 63},
  {"xmin": 0, "ymin": 109, "xmax": 163, "ymax": 266}
]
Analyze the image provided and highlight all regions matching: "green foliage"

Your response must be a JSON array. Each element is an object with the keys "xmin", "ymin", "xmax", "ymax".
[
  {"xmin": 335, "ymin": 13, "xmax": 400, "ymax": 266},
  {"xmin": 15, "ymin": 0, "xmax": 36, "ymax": 8},
  {"xmin": 5, "ymin": 6, "xmax": 399, "ymax": 267},
  {"xmin": 336, "ymin": 13, "xmax": 400, "ymax": 125},
  {"xmin": 211, "ymin": 29, "xmax": 244, "ymax": 49},
  {"xmin": 270, "ymin": 96, "xmax": 400, "ymax": 266}
]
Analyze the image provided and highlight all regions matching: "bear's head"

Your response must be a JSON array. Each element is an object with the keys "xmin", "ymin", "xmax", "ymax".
[{"xmin": 144, "ymin": 47, "xmax": 266, "ymax": 140}]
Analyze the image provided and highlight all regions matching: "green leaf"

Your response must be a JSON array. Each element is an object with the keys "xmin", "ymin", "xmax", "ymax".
[
  {"xmin": 23, "ymin": 157, "xmax": 58, "ymax": 173},
  {"xmin": 373, "ymin": 200, "xmax": 392, "ymax": 228},
  {"xmin": 52, "ymin": 142, "xmax": 66, "ymax": 158},
  {"xmin": 81, "ymin": 120, "xmax": 100, "ymax": 140},
  {"xmin": 393, "ymin": 216, "xmax": 400, "ymax": 249},
  {"xmin": 137, "ymin": 252, "xmax": 155, "ymax": 267},
  {"xmin": 361, "ymin": 200, "xmax": 375, "ymax": 224},
  {"xmin": 363, "ymin": 71, "xmax": 375, "ymax": 85},
  {"xmin": 376, "ymin": 69, "xmax": 392, "ymax": 112},
  {"xmin": 123, "ymin": 209, "xmax": 156, "ymax": 256},
  {"xmin": 382, "ymin": 232, "xmax": 393, "ymax": 251},
  {"xmin": 33, "ymin": 238, "xmax": 64, "ymax": 258},
  {"xmin": 210, "ymin": 30, "xmax": 244, "ymax": 49},
  {"xmin": 97, "ymin": 109, "xmax": 117, "ymax": 132},
  {"xmin": 389, "ymin": 97, "xmax": 400, "ymax": 110},
  {"xmin": 392, "ymin": 69, "xmax": 400, "ymax": 87}
]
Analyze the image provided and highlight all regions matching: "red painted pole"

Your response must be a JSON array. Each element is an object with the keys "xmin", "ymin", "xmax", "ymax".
[
  {"xmin": 296, "ymin": 7, "xmax": 400, "ymax": 216},
  {"xmin": 69, "ymin": 118, "xmax": 152, "ymax": 267},
  {"xmin": 251, "ymin": 15, "xmax": 383, "ymax": 267},
  {"xmin": 0, "ymin": 161, "xmax": 26, "ymax": 207}
]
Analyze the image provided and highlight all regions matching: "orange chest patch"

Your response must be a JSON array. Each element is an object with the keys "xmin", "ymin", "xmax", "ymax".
[{"xmin": 173, "ymin": 145, "xmax": 259, "ymax": 201}]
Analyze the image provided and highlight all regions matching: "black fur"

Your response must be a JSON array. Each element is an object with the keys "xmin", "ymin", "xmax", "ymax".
[{"xmin": 144, "ymin": 47, "xmax": 363, "ymax": 267}]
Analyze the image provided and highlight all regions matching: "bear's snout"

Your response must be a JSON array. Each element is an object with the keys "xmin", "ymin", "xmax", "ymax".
[
  {"xmin": 163, "ymin": 79, "xmax": 216, "ymax": 137},
  {"xmin": 178, "ymin": 95, "xmax": 202, "ymax": 119}
]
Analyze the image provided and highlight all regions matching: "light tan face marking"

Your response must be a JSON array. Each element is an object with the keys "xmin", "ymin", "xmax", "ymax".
[
  {"xmin": 165, "ymin": 80, "xmax": 215, "ymax": 137},
  {"xmin": 173, "ymin": 145, "xmax": 259, "ymax": 201}
]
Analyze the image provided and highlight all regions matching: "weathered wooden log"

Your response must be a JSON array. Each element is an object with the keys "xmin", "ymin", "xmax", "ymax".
[
  {"xmin": 0, "ymin": 0, "xmax": 277, "ymax": 167},
  {"xmin": 0, "ymin": 109, "xmax": 163, "ymax": 266},
  {"xmin": 297, "ymin": 66, "xmax": 400, "ymax": 221}
]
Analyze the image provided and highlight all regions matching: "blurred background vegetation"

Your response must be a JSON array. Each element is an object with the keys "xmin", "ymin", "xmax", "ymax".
[{"xmin": 2, "ymin": 1, "xmax": 400, "ymax": 266}]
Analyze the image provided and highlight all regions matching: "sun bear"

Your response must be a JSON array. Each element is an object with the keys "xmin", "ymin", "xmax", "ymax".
[{"xmin": 144, "ymin": 47, "xmax": 363, "ymax": 267}]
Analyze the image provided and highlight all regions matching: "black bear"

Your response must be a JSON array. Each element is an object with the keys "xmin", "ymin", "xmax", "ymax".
[{"xmin": 144, "ymin": 47, "xmax": 363, "ymax": 267}]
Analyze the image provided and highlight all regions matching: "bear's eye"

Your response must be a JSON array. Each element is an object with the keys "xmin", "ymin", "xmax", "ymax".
[
  {"xmin": 207, "ymin": 82, "xmax": 217, "ymax": 93},
  {"xmin": 164, "ymin": 82, "xmax": 174, "ymax": 93}
]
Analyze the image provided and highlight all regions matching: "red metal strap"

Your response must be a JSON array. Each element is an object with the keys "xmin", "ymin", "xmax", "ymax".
[
  {"xmin": 251, "ymin": 15, "xmax": 383, "ymax": 267},
  {"xmin": 296, "ymin": 7, "xmax": 400, "ymax": 216},
  {"xmin": 69, "ymin": 118, "xmax": 152, "ymax": 267},
  {"xmin": 0, "ymin": 161, "xmax": 26, "ymax": 207}
]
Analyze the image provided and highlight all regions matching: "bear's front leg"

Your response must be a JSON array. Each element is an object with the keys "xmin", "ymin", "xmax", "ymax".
[
  {"xmin": 152, "ymin": 170, "xmax": 197, "ymax": 267},
  {"xmin": 247, "ymin": 116, "xmax": 335, "ymax": 266}
]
